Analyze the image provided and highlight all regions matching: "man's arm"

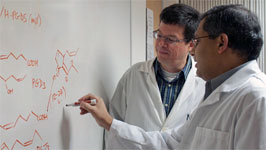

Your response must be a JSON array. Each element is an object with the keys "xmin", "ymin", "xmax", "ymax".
[
  {"xmin": 78, "ymin": 93, "xmax": 182, "ymax": 149},
  {"xmin": 109, "ymin": 119, "xmax": 182, "ymax": 149}
]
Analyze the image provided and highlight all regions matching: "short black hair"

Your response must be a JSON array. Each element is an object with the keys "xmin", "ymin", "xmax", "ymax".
[
  {"xmin": 201, "ymin": 4, "xmax": 263, "ymax": 60},
  {"xmin": 160, "ymin": 4, "xmax": 200, "ymax": 43}
]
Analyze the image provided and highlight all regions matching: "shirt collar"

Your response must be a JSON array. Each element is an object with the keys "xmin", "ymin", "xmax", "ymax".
[
  {"xmin": 182, "ymin": 55, "xmax": 192, "ymax": 80},
  {"xmin": 154, "ymin": 55, "xmax": 192, "ymax": 80}
]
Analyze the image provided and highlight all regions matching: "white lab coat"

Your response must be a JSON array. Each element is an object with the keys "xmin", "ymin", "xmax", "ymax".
[
  {"xmin": 109, "ymin": 60, "xmax": 266, "ymax": 149},
  {"xmin": 105, "ymin": 57, "xmax": 205, "ymax": 149}
]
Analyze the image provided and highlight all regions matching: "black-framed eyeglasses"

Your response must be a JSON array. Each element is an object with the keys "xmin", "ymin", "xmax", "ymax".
[
  {"xmin": 153, "ymin": 30, "xmax": 187, "ymax": 45},
  {"xmin": 192, "ymin": 35, "xmax": 210, "ymax": 47}
]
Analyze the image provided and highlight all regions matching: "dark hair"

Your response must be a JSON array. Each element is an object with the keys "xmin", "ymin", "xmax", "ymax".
[
  {"xmin": 160, "ymin": 4, "xmax": 200, "ymax": 43},
  {"xmin": 201, "ymin": 4, "xmax": 263, "ymax": 60}
]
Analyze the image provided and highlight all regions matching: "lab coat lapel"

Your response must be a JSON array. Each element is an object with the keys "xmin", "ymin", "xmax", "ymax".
[
  {"xmin": 147, "ymin": 72, "xmax": 166, "ymax": 123},
  {"xmin": 164, "ymin": 65, "xmax": 196, "ymax": 124},
  {"xmin": 199, "ymin": 92, "xmax": 221, "ymax": 108},
  {"xmin": 139, "ymin": 58, "xmax": 166, "ymax": 124}
]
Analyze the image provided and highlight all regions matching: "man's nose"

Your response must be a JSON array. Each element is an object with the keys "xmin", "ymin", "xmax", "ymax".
[{"xmin": 157, "ymin": 38, "xmax": 167, "ymax": 47}]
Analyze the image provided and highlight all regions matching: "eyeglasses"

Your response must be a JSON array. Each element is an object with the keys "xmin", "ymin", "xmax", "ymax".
[
  {"xmin": 153, "ymin": 30, "xmax": 187, "ymax": 45},
  {"xmin": 192, "ymin": 35, "xmax": 210, "ymax": 47}
]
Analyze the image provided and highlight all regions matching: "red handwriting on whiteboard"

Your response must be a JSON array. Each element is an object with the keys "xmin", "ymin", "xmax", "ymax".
[
  {"xmin": 0, "ymin": 5, "xmax": 42, "ymax": 27},
  {"xmin": 27, "ymin": 59, "xmax": 39, "ymax": 67},
  {"xmin": 37, "ymin": 142, "xmax": 50, "ymax": 150},
  {"xmin": 47, "ymin": 49, "xmax": 79, "ymax": 111},
  {"xmin": 51, "ymin": 86, "xmax": 66, "ymax": 104},
  {"xmin": 0, "ymin": 75, "xmax": 27, "ymax": 94},
  {"xmin": 0, "ymin": 75, "xmax": 26, "ymax": 82},
  {"xmin": 0, "ymin": 49, "xmax": 79, "ymax": 149},
  {"xmin": 0, "ymin": 52, "xmax": 39, "ymax": 94},
  {"xmin": 32, "ymin": 78, "xmax": 46, "ymax": 90},
  {"xmin": 0, "ymin": 130, "xmax": 48, "ymax": 150},
  {"xmin": 0, "ymin": 111, "xmax": 48, "ymax": 131},
  {"xmin": 0, "ymin": 52, "xmax": 38, "ymax": 67},
  {"xmin": 55, "ymin": 49, "xmax": 79, "ymax": 77}
]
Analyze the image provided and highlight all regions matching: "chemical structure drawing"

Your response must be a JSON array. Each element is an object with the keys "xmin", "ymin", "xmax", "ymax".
[
  {"xmin": 46, "ymin": 49, "xmax": 79, "ymax": 111},
  {"xmin": 36, "ymin": 142, "xmax": 50, "ymax": 150},
  {"xmin": 0, "ymin": 52, "xmax": 38, "ymax": 67},
  {"xmin": 0, "ymin": 74, "xmax": 27, "ymax": 94},
  {"xmin": 0, "ymin": 52, "xmax": 38, "ymax": 94},
  {"xmin": 0, "ymin": 111, "xmax": 48, "ymax": 131},
  {"xmin": 0, "ymin": 4, "xmax": 80, "ymax": 148},
  {"xmin": 1, "ymin": 48, "xmax": 79, "ymax": 149},
  {"xmin": 0, "ymin": 52, "xmax": 27, "ymax": 61},
  {"xmin": 55, "ymin": 49, "xmax": 79, "ymax": 77},
  {"xmin": 0, "ymin": 130, "xmax": 49, "ymax": 150}
]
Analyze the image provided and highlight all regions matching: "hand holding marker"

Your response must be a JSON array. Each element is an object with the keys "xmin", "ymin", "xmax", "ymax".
[{"xmin": 65, "ymin": 99, "xmax": 97, "ymax": 107}]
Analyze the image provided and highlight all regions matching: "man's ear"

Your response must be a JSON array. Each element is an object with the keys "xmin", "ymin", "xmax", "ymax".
[
  {"xmin": 188, "ymin": 41, "xmax": 194, "ymax": 52},
  {"xmin": 217, "ymin": 33, "xmax": 228, "ymax": 54}
]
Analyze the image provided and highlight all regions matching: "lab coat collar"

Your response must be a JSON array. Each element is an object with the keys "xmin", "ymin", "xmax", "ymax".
[
  {"xmin": 137, "ymin": 57, "xmax": 157, "ymax": 74},
  {"xmin": 200, "ymin": 60, "xmax": 261, "ymax": 106},
  {"xmin": 215, "ymin": 60, "xmax": 260, "ymax": 92},
  {"xmin": 138, "ymin": 58, "xmax": 158, "ymax": 87}
]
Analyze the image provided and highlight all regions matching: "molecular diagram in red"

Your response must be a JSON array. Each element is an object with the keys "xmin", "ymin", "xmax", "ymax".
[
  {"xmin": 0, "ymin": 130, "xmax": 49, "ymax": 150},
  {"xmin": 0, "ymin": 52, "xmax": 38, "ymax": 94},
  {"xmin": 46, "ymin": 49, "xmax": 79, "ymax": 112}
]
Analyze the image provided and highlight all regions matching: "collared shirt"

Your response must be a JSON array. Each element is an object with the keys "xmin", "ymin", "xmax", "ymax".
[
  {"xmin": 204, "ymin": 61, "xmax": 250, "ymax": 100},
  {"xmin": 154, "ymin": 56, "xmax": 192, "ymax": 117}
]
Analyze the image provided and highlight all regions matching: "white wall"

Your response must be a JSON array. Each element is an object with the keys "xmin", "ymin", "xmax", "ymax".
[{"xmin": 131, "ymin": 0, "xmax": 147, "ymax": 65}]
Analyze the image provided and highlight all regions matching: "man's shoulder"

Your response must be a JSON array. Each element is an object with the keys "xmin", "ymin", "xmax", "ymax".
[
  {"xmin": 246, "ymin": 72, "xmax": 266, "ymax": 93},
  {"xmin": 128, "ymin": 59, "xmax": 155, "ymax": 72},
  {"xmin": 232, "ymin": 71, "xmax": 266, "ymax": 103},
  {"xmin": 119, "ymin": 59, "xmax": 155, "ymax": 82},
  {"xmin": 240, "ymin": 65, "xmax": 266, "ymax": 88}
]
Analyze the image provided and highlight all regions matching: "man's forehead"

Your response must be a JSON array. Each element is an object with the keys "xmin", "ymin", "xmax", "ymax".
[{"xmin": 158, "ymin": 22, "xmax": 185, "ymax": 37}]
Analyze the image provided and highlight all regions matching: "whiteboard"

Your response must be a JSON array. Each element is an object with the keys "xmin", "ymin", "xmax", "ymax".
[{"xmin": 0, "ymin": 0, "xmax": 132, "ymax": 149}]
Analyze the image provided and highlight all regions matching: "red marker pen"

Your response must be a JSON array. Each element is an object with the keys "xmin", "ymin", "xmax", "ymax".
[{"xmin": 65, "ymin": 99, "xmax": 97, "ymax": 107}]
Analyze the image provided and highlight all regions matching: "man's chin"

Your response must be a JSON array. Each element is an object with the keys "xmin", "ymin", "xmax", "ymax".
[
  {"xmin": 157, "ymin": 53, "xmax": 170, "ymax": 59},
  {"xmin": 196, "ymin": 70, "xmax": 203, "ymax": 79}
]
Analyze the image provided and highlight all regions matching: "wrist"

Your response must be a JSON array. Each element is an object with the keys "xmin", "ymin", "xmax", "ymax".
[{"xmin": 105, "ymin": 116, "xmax": 113, "ymax": 131}]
